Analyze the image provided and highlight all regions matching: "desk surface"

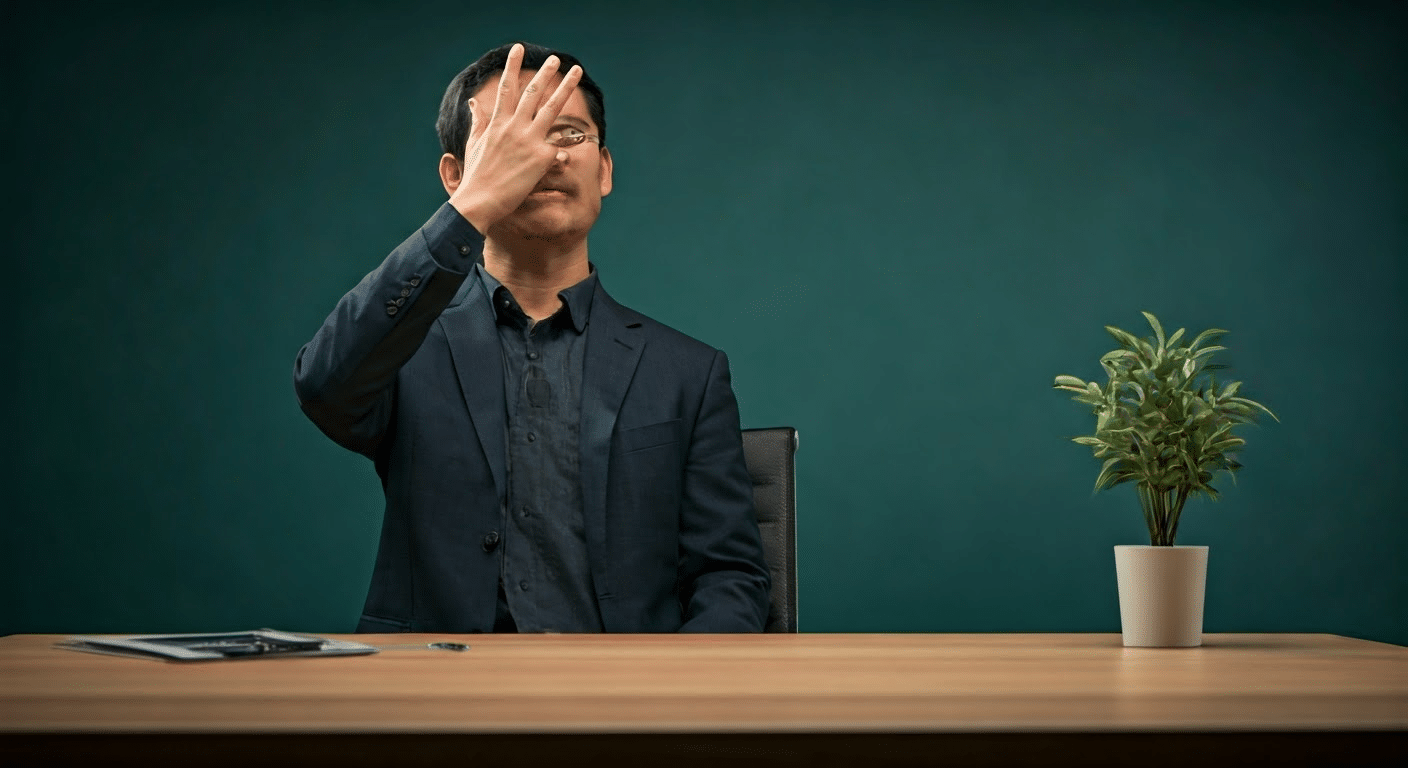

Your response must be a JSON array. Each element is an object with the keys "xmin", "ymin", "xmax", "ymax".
[{"xmin": 2, "ymin": 632, "xmax": 1405, "ymax": 734}]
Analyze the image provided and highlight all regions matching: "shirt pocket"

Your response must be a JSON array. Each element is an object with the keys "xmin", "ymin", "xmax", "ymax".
[{"xmin": 616, "ymin": 419, "xmax": 681, "ymax": 454}]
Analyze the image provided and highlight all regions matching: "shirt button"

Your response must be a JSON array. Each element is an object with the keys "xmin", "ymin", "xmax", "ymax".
[
  {"xmin": 519, "ymin": 581, "xmax": 529, "ymax": 591},
  {"xmin": 526, "ymin": 432, "xmax": 536, "ymax": 442},
  {"xmin": 458, "ymin": 245, "xmax": 470, "ymax": 256},
  {"xmin": 527, "ymin": 352, "xmax": 539, "ymax": 360},
  {"xmin": 521, "ymin": 506, "xmax": 531, "ymax": 518},
  {"xmin": 482, "ymin": 531, "xmax": 500, "ymax": 552}
]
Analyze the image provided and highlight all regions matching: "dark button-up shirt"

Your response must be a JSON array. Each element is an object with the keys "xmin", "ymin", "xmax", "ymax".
[{"xmin": 476, "ymin": 264, "xmax": 604, "ymax": 632}]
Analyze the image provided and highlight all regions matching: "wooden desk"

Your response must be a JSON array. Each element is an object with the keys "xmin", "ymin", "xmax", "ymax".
[{"xmin": 2, "ymin": 633, "xmax": 1404, "ymax": 766}]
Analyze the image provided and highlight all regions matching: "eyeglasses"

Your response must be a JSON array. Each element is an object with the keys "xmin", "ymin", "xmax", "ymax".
[{"xmin": 546, "ymin": 127, "xmax": 601, "ymax": 148}]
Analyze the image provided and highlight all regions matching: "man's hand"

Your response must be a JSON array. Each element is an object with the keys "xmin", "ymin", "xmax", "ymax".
[{"xmin": 450, "ymin": 43, "xmax": 584, "ymax": 234}]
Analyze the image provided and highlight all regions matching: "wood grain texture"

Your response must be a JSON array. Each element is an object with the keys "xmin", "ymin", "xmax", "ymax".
[{"xmin": 2, "ymin": 633, "xmax": 1404, "ymax": 734}]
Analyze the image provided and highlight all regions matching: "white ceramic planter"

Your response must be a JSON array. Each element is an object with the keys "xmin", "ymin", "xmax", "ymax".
[{"xmin": 1113, "ymin": 545, "xmax": 1209, "ymax": 647}]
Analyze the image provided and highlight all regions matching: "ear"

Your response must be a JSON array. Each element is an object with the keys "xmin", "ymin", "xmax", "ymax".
[
  {"xmin": 598, "ymin": 146, "xmax": 613, "ymax": 198},
  {"xmin": 439, "ymin": 153, "xmax": 463, "ymax": 197}
]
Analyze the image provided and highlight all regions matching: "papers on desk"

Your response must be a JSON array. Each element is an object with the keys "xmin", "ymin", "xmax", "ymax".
[{"xmin": 56, "ymin": 629, "xmax": 379, "ymax": 662}]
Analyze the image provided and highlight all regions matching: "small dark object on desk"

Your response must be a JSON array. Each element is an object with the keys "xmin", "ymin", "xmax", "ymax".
[{"xmin": 429, "ymin": 642, "xmax": 470, "ymax": 651}]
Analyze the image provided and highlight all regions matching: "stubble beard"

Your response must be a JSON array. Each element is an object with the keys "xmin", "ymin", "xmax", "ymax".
[{"xmin": 501, "ymin": 199, "xmax": 597, "ymax": 244}]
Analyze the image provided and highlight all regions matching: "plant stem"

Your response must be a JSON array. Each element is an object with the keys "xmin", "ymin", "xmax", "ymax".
[
  {"xmin": 1167, "ymin": 485, "xmax": 1190, "ymax": 545},
  {"xmin": 1161, "ymin": 487, "xmax": 1171, "ymax": 545},
  {"xmin": 1142, "ymin": 484, "xmax": 1177, "ymax": 546},
  {"xmin": 1156, "ymin": 486, "xmax": 1169, "ymax": 546},
  {"xmin": 1138, "ymin": 483, "xmax": 1157, "ymax": 545}
]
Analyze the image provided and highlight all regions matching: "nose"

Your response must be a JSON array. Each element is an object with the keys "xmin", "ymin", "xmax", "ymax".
[{"xmin": 551, "ymin": 148, "xmax": 569, "ymax": 166}]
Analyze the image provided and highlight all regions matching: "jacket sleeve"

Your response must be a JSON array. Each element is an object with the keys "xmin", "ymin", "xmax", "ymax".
[
  {"xmin": 293, "ymin": 203, "xmax": 485, "ymax": 458},
  {"xmin": 676, "ymin": 350, "xmax": 773, "ymax": 632}
]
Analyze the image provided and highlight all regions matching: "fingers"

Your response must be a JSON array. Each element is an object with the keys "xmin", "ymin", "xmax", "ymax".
[
  {"xmin": 490, "ymin": 43, "xmax": 524, "ymax": 123},
  {"xmin": 464, "ymin": 45, "xmax": 583, "ymax": 163},
  {"xmin": 516, "ymin": 54, "xmax": 562, "ymax": 119},
  {"xmin": 466, "ymin": 97, "xmax": 485, "ymax": 142},
  {"xmin": 531, "ymin": 64, "xmax": 583, "ymax": 131}
]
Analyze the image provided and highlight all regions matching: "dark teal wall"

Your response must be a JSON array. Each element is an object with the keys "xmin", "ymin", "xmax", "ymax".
[{"xmin": 6, "ymin": 1, "xmax": 1405, "ymax": 643}]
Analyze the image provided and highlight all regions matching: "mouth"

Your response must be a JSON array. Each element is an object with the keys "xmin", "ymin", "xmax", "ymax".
[{"xmin": 528, "ymin": 185, "xmax": 572, "ymax": 198}]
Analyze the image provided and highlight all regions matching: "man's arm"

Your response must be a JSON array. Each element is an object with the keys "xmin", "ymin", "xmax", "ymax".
[
  {"xmin": 676, "ymin": 350, "xmax": 773, "ymax": 632},
  {"xmin": 295, "ymin": 44, "xmax": 584, "ymax": 457},
  {"xmin": 292, "ymin": 206, "xmax": 483, "ymax": 457}
]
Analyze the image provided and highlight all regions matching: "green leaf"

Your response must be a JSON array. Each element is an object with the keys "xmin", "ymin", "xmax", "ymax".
[
  {"xmin": 1054, "ymin": 375, "xmax": 1087, "ymax": 388},
  {"xmin": 1201, "ymin": 422, "xmax": 1235, "ymax": 448},
  {"xmin": 1228, "ymin": 396, "xmax": 1280, "ymax": 422},
  {"xmin": 1134, "ymin": 338, "xmax": 1158, "ymax": 366},
  {"xmin": 1105, "ymin": 325, "xmax": 1141, "ymax": 351},
  {"xmin": 1208, "ymin": 437, "xmax": 1247, "ymax": 453},
  {"xmin": 1142, "ymin": 311, "xmax": 1166, "ymax": 352},
  {"xmin": 1094, "ymin": 457, "xmax": 1127, "ymax": 492},
  {"xmin": 1187, "ymin": 328, "xmax": 1228, "ymax": 353}
]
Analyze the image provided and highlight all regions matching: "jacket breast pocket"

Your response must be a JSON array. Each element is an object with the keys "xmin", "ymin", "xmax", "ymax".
[{"xmin": 617, "ymin": 419, "xmax": 681, "ymax": 454}]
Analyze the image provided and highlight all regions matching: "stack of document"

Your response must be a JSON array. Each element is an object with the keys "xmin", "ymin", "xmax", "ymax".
[{"xmin": 56, "ymin": 629, "xmax": 379, "ymax": 662}]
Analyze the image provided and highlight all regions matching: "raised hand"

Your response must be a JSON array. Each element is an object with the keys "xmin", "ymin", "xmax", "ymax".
[{"xmin": 450, "ymin": 43, "xmax": 584, "ymax": 234}]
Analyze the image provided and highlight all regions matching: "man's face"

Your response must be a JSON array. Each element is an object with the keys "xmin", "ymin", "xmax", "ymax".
[{"xmin": 470, "ymin": 72, "xmax": 613, "ymax": 242}]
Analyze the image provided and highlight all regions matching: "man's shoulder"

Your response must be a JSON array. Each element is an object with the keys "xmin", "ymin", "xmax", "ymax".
[{"xmin": 594, "ymin": 286, "xmax": 724, "ymax": 361}]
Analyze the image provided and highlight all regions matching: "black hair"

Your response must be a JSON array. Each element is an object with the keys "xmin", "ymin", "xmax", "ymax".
[{"xmin": 436, "ymin": 41, "xmax": 606, "ymax": 160}]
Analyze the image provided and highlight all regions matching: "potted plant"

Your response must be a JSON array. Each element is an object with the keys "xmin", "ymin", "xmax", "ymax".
[{"xmin": 1054, "ymin": 311, "xmax": 1277, "ymax": 647}]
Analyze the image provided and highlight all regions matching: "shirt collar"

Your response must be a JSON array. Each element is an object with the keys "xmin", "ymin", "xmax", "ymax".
[
  {"xmin": 557, "ymin": 267, "xmax": 596, "ymax": 334},
  {"xmin": 476, "ymin": 263, "xmax": 596, "ymax": 334}
]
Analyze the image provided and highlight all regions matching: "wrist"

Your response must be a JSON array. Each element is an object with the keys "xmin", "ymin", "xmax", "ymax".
[{"xmin": 450, "ymin": 191, "xmax": 498, "ymax": 236}]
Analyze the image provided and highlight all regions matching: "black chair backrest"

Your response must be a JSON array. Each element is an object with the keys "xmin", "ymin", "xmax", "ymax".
[{"xmin": 741, "ymin": 427, "xmax": 798, "ymax": 633}]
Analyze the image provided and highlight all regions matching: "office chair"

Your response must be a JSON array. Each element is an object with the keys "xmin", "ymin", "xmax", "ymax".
[{"xmin": 741, "ymin": 427, "xmax": 798, "ymax": 633}]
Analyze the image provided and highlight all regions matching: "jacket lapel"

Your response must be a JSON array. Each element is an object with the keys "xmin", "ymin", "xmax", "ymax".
[
  {"xmin": 439, "ymin": 271, "xmax": 507, "ymax": 503},
  {"xmin": 580, "ymin": 284, "xmax": 645, "ymax": 597}
]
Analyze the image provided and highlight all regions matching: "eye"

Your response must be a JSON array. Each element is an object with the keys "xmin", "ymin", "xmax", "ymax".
[{"xmin": 547, "ymin": 126, "xmax": 580, "ymax": 140}]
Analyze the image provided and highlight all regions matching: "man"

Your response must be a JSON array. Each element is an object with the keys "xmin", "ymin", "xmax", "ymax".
[{"xmin": 293, "ymin": 42, "xmax": 771, "ymax": 633}]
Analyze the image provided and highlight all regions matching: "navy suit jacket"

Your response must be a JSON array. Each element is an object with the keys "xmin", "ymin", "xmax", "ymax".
[{"xmin": 293, "ymin": 204, "xmax": 771, "ymax": 633}]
